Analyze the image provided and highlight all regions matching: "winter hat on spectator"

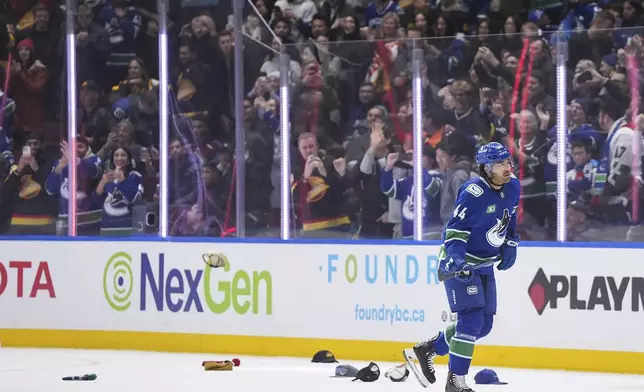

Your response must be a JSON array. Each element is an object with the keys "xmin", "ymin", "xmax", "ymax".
[
  {"xmin": 571, "ymin": 98, "xmax": 588, "ymax": 113},
  {"xmin": 601, "ymin": 53, "xmax": 617, "ymax": 69},
  {"xmin": 528, "ymin": 10, "xmax": 544, "ymax": 23},
  {"xmin": 81, "ymin": 80, "xmax": 101, "ymax": 93},
  {"xmin": 16, "ymin": 38, "xmax": 34, "ymax": 51}
]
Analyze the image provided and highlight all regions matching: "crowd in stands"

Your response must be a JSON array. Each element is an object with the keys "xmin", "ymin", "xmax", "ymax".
[{"xmin": 0, "ymin": 0, "xmax": 643, "ymax": 242}]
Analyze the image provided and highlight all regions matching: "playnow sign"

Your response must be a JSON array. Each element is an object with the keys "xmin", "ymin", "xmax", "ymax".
[{"xmin": 528, "ymin": 268, "xmax": 644, "ymax": 315}]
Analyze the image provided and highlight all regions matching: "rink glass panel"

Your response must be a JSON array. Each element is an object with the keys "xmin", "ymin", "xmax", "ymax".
[
  {"xmin": 7, "ymin": 5, "xmax": 644, "ymax": 245},
  {"xmin": 563, "ymin": 27, "xmax": 644, "ymax": 243}
]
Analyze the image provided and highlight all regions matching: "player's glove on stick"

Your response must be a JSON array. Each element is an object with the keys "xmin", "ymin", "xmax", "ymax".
[
  {"xmin": 441, "ymin": 255, "xmax": 475, "ymax": 283},
  {"xmin": 497, "ymin": 237, "xmax": 519, "ymax": 271}
]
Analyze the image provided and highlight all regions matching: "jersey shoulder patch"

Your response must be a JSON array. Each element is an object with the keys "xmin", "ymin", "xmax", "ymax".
[{"xmin": 464, "ymin": 183, "xmax": 484, "ymax": 197}]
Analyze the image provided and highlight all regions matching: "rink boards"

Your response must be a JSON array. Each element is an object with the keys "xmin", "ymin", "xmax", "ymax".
[{"xmin": 0, "ymin": 239, "xmax": 643, "ymax": 374}]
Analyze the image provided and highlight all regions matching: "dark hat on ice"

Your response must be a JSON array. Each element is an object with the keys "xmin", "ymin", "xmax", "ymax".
[
  {"xmin": 352, "ymin": 362, "xmax": 380, "ymax": 382},
  {"xmin": 312, "ymin": 350, "xmax": 338, "ymax": 363}
]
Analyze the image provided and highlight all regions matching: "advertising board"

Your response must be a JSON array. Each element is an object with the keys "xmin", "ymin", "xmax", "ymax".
[{"xmin": 0, "ymin": 241, "xmax": 642, "ymax": 374}]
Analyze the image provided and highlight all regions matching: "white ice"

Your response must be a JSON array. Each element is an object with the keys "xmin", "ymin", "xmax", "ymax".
[{"xmin": 1, "ymin": 348, "xmax": 643, "ymax": 392}]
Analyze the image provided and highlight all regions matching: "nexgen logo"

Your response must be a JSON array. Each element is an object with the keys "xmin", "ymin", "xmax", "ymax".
[{"xmin": 528, "ymin": 268, "xmax": 644, "ymax": 315}]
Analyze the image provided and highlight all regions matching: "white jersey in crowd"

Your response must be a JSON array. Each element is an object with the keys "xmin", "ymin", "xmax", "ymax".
[{"xmin": 606, "ymin": 119, "xmax": 644, "ymax": 191}]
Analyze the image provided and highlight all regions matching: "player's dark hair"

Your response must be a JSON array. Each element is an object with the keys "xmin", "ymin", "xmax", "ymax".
[{"xmin": 478, "ymin": 164, "xmax": 492, "ymax": 181}]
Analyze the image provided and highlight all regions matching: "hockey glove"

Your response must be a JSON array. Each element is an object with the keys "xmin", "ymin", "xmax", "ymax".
[
  {"xmin": 497, "ymin": 237, "xmax": 519, "ymax": 271},
  {"xmin": 441, "ymin": 255, "xmax": 475, "ymax": 283}
]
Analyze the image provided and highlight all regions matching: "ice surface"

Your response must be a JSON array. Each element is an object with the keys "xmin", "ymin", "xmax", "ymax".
[{"xmin": 1, "ymin": 348, "xmax": 643, "ymax": 392}]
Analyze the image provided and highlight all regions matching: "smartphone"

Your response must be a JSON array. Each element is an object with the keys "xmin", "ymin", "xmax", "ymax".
[
  {"xmin": 578, "ymin": 70, "xmax": 593, "ymax": 83},
  {"xmin": 140, "ymin": 147, "xmax": 149, "ymax": 162},
  {"xmin": 22, "ymin": 146, "xmax": 31, "ymax": 157}
]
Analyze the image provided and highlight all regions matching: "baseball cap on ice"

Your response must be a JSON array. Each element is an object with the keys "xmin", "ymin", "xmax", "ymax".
[
  {"xmin": 384, "ymin": 364, "xmax": 410, "ymax": 382},
  {"xmin": 352, "ymin": 362, "xmax": 380, "ymax": 382},
  {"xmin": 331, "ymin": 365, "xmax": 359, "ymax": 378},
  {"xmin": 474, "ymin": 369, "xmax": 508, "ymax": 385},
  {"xmin": 312, "ymin": 350, "xmax": 338, "ymax": 363}
]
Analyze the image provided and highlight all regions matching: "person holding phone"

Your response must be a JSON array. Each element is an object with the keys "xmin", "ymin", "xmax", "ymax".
[{"xmin": 4, "ymin": 134, "xmax": 56, "ymax": 234}]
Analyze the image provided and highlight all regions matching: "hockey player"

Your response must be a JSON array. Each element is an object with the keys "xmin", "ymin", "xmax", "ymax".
[{"xmin": 403, "ymin": 142, "xmax": 521, "ymax": 392}]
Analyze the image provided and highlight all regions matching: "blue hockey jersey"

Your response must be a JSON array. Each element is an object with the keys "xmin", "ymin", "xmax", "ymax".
[
  {"xmin": 97, "ymin": 5, "xmax": 142, "ymax": 67},
  {"xmin": 92, "ymin": 171, "xmax": 143, "ymax": 234},
  {"xmin": 543, "ymin": 127, "xmax": 572, "ymax": 199},
  {"xmin": 45, "ymin": 156, "xmax": 103, "ymax": 234},
  {"xmin": 364, "ymin": 1, "xmax": 404, "ymax": 29},
  {"xmin": 380, "ymin": 168, "xmax": 442, "ymax": 237},
  {"xmin": 544, "ymin": 125, "xmax": 606, "ymax": 198},
  {"xmin": 567, "ymin": 159, "xmax": 599, "ymax": 203},
  {"xmin": 438, "ymin": 175, "xmax": 521, "ymax": 276}
]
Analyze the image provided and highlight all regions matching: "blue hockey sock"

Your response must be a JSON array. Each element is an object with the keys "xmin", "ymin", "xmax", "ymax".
[
  {"xmin": 477, "ymin": 315, "xmax": 494, "ymax": 339},
  {"xmin": 433, "ymin": 323, "xmax": 454, "ymax": 356}
]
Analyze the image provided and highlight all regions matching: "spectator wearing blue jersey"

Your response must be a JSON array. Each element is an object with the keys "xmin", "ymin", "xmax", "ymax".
[
  {"xmin": 380, "ymin": 146, "xmax": 443, "ymax": 238},
  {"xmin": 97, "ymin": 0, "xmax": 142, "ymax": 87},
  {"xmin": 93, "ymin": 146, "xmax": 143, "ymax": 236},
  {"xmin": 567, "ymin": 138, "xmax": 599, "ymax": 204},
  {"xmin": 45, "ymin": 138, "xmax": 103, "ymax": 235},
  {"xmin": 364, "ymin": 0, "xmax": 404, "ymax": 31}
]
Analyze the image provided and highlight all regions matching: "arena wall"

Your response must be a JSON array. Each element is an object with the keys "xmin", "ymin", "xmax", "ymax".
[{"xmin": 0, "ymin": 238, "xmax": 643, "ymax": 375}]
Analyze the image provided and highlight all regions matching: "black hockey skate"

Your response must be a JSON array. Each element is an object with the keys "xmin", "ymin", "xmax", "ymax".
[
  {"xmin": 445, "ymin": 371, "xmax": 475, "ymax": 392},
  {"xmin": 402, "ymin": 337, "xmax": 438, "ymax": 387}
]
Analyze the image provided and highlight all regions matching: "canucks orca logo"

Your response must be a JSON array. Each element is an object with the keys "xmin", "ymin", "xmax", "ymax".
[
  {"xmin": 104, "ymin": 188, "xmax": 130, "ymax": 217},
  {"xmin": 402, "ymin": 186, "xmax": 427, "ymax": 221},
  {"xmin": 60, "ymin": 178, "xmax": 88, "ymax": 201},
  {"xmin": 486, "ymin": 209, "xmax": 511, "ymax": 247}
]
